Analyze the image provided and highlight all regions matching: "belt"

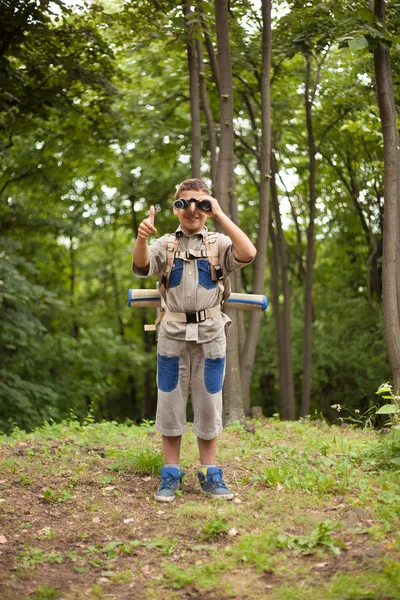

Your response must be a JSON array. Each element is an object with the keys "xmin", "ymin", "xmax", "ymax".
[{"xmin": 162, "ymin": 304, "xmax": 221, "ymax": 324}]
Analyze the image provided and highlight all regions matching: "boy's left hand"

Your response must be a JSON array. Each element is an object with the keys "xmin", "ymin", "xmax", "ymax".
[{"xmin": 198, "ymin": 195, "xmax": 224, "ymax": 219}]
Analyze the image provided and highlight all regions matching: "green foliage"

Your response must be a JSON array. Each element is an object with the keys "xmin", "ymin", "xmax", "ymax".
[
  {"xmin": 28, "ymin": 584, "xmax": 61, "ymax": 600},
  {"xmin": 109, "ymin": 447, "xmax": 164, "ymax": 475},
  {"xmin": 277, "ymin": 521, "xmax": 347, "ymax": 555},
  {"xmin": 17, "ymin": 544, "xmax": 63, "ymax": 568},
  {"xmin": 197, "ymin": 518, "xmax": 230, "ymax": 540}
]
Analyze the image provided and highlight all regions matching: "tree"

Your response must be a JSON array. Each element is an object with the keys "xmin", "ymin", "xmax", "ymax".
[
  {"xmin": 373, "ymin": 0, "xmax": 400, "ymax": 392},
  {"xmin": 240, "ymin": 0, "xmax": 272, "ymax": 413}
]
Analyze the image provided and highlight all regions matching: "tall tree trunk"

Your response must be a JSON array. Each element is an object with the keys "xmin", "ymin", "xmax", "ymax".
[
  {"xmin": 373, "ymin": 0, "xmax": 400, "ymax": 393},
  {"xmin": 240, "ymin": 0, "xmax": 271, "ymax": 412},
  {"xmin": 199, "ymin": 0, "xmax": 220, "ymax": 96},
  {"xmin": 183, "ymin": 1, "xmax": 201, "ymax": 178},
  {"xmin": 214, "ymin": 0, "xmax": 244, "ymax": 424},
  {"xmin": 271, "ymin": 153, "xmax": 296, "ymax": 419},
  {"xmin": 70, "ymin": 237, "xmax": 79, "ymax": 340},
  {"xmin": 196, "ymin": 35, "xmax": 218, "ymax": 189},
  {"xmin": 269, "ymin": 218, "xmax": 287, "ymax": 412},
  {"xmin": 215, "ymin": 0, "xmax": 234, "ymax": 216},
  {"xmin": 300, "ymin": 54, "xmax": 317, "ymax": 417}
]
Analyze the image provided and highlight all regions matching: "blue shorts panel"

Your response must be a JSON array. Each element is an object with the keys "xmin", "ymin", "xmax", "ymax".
[
  {"xmin": 157, "ymin": 354, "xmax": 179, "ymax": 392},
  {"xmin": 204, "ymin": 357, "xmax": 226, "ymax": 394}
]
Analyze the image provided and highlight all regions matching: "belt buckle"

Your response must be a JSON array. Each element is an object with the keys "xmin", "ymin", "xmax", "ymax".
[
  {"xmin": 197, "ymin": 310, "xmax": 206, "ymax": 323},
  {"xmin": 185, "ymin": 310, "xmax": 206, "ymax": 324}
]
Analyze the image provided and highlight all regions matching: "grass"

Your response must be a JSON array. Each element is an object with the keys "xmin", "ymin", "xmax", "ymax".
[{"xmin": 0, "ymin": 417, "xmax": 399, "ymax": 599}]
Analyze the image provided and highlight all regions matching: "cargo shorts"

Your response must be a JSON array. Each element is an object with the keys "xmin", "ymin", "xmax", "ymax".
[{"xmin": 155, "ymin": 329, "xmax": 226, "ymax": 440}]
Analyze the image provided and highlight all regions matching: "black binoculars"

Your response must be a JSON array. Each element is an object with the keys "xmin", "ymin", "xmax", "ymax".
[{"xmin": 173, "ymin": 198, "xmax": 212, "ymax": 211}]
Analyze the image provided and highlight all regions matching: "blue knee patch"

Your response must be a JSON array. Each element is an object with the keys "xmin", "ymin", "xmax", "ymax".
[
  {"xmin": 158, "ymin": 354, "xmax": 179, "ymax": 392},
  {"xmin": 204, "ymin": 357, "xmax": 226, "ymax": 394}
]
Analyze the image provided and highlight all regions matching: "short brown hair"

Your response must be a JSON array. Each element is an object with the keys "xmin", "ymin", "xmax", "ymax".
[{"xmin": 175, "ymin": 178, "xmax": 210, "ymax": 199}]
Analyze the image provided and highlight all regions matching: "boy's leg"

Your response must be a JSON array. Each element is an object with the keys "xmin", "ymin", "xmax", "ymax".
[
  {"xmin": 155, "ymin": 435, "xmax": 185, "ymax": 503},
  {"xmin": 154, "ymin": 334, "xmax": 189, "ymax": 502},
  {"xmin": 197, "ymin": 436, "xmax": 217, "ymax": 465},
  {"xmin": 191, "ymin": 334, "xmax": 233, "ymax": 500},
  {"xmin": 162, "ymin": 435, "xmax": 182, "ymax": 464}
]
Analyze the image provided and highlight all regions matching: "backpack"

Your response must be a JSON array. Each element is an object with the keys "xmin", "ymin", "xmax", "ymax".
[{"xmin": 144, "ymin": 232, "xmax": 230, "ymax": 331}]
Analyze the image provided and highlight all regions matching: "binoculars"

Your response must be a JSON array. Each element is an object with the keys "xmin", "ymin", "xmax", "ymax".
[{"xmin": 173, "ymin": 198, "xmax": 212, "ymax": 211}]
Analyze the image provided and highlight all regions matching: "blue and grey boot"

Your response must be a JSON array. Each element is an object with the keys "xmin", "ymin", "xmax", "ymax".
[
  {"xmin": 197, "ymin": 467, "xmax": 234, "ymax": 500},
  {"xmin": 154, "ymin": 466, "xmax": 184, "ymax": 503}
]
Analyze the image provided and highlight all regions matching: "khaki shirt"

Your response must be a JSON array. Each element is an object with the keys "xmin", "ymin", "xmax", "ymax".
[{"xmin": 133, "ymin": 225, "xmax": 251, "ymax": 343}]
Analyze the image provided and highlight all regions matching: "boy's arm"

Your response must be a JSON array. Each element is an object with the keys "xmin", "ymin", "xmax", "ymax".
[
  {"xmin": 132, "ymin": 206, "xmax": 157, "ymax": 270},
  {"xmin": 200, "ymin": 196, "xmax": 256, "ymax": 263}
]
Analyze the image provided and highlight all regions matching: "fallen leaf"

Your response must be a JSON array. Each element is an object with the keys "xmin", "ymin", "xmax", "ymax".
[
  {"xmin": 0, "ymin": 535, "xmax": 7, "ymax": 544},
  {"xmin": 157, "ymin": 510, "xmax": 165, "ymax": 515},
  {"xmin": 228, "ymin": 528, "xmax": 238, "ymax": 536}
]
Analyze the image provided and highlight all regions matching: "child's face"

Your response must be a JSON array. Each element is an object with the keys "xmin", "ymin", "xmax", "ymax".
[{"xmin": 173, "ymin": 189, "xmax": 208, "ymax": 234}]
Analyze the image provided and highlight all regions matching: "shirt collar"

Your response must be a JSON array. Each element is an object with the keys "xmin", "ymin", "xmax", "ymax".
[{"xmin": 175, "ymin": 225, "xmax": 208, "ymax": 239}]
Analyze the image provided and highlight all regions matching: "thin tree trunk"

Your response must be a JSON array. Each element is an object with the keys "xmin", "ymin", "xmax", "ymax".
[
  {"xmin": 300, "ymin": 54, "xmax": 317, "ymax": 417},
  {"xmin": 215, "ymin": 0, "xmax": 234, "ymax": 216},
  {"xmin": 214, "ymin": 0, "xmax": 244, "ymax": 424},
  {"xmin": 196, "ymin": 36, "xmax": 218, "ymax": 189},
  {"xmin": 183, "ymin": 1, "xmax": 201, "ymax": 178},
  {"xmin": 271, "ymin": 153, "xmax": 296, "ymax": 419},
  {"xmin": 70, "ymin": 237, "xmax": 79, "ymax": 340},
  {"xmin": 199, "ymin": 0, "xmax": 220, "ymax": 95},
  {"xmin": 269, "ymin": 218, "xmax": 287, "ymax": 411},
  {"xmin": 373, "ymin": 0, "xmax": 400, "ymax": 393},
  {"xmin": 240, "ymin": 0, "xmax": 271, "ymax": 412}
]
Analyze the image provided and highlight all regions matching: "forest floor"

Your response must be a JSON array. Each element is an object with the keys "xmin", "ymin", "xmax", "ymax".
[{"xmin": 0, "ymin": 417, "xmax": 400, "ymax": 600}]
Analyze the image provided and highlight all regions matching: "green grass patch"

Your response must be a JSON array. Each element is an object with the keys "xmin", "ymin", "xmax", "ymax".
[{"xmin": 1, "ymin": 418, "xmax": 399, "ymax": 600}]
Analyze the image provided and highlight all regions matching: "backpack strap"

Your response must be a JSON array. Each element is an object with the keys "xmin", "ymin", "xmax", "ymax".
[
  {"xmin": 204, "ymin": 232, "xmax": 227, "ymax": 306},
  {"xmin": 145, "ymin": 234, "xmax": 179, "ymax": 330},
  {"xmin": 158, "ymin": 234, "xmax": 180, "ymax": 297}
]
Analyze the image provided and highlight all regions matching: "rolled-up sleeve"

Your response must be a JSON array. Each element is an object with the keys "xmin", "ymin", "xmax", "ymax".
[
  {"xmin": 132, "ymin": 236, "xmax": 167, "ymax": 279},
  {"xmin": 218, "ymin": 233, "xmax": 254, "ymax": 274}
]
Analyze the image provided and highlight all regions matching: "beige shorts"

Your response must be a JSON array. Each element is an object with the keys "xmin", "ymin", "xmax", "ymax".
[{"xmin": 155, "ymin": 330, "xmax": 226, "ymax": 440}]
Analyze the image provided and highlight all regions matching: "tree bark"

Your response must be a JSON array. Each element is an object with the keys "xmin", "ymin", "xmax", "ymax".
[
  {"xmin": 214, "ymin": 0, "xmax": 244, "ymax": 424},
  {"xmin": 196, "ymin": 35, "xmax": 218, "ymax": 189},
  {"xmin": 373, "ymin": 0, "xmax": 400, "ymax": 393},
  {"xmin": 183, "ymin": 1, "xmax": 201, "ymax": 178},
  {"xmin": 240, "ymin": 0, "xmax": 271, "ymax": 412},
  {"xmin": 215, "ymin": 0, "xmax": 234, "ymax": 215},
  {"xmin": 300, "ymin": 54, "xmax": 317, "ymax": 417},
  {"xmin": 69, "ymin": 237, "xmax": 79, "ymax": 340},
  {"xmin": 271, "ymin": 153, "xmax": 296, "ymax": 419}
]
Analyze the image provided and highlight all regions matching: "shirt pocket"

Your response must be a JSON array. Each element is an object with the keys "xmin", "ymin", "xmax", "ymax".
[
  {"xmin": 197, "ymin": 259, "xmax": 217, "ymax": 290},
  {"xmin": 169, "ymin": 259, "xmax": 183, "ymax": 288}
]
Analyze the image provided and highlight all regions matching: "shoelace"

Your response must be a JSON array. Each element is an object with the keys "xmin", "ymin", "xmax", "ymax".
[
  {"xmin": 160, "ymin": 475, "xmax": 180, "ymax": 490},
  {"xmin": 208, "ymin": 470, "xmax": 227, "ymax": 489}
]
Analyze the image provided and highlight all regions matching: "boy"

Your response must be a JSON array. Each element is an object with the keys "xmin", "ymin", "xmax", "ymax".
[{"xmin": 132, "ymin": 178, "xmax": 256, "ymax": 502}]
